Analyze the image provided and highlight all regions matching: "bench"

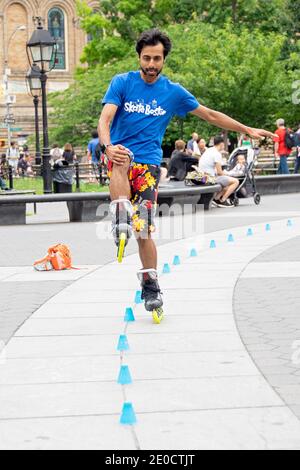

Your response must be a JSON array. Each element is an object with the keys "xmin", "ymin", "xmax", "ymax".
[
  {"xmin": 0, "ymin": 190, "xmax": 37, "ymax": 223},
  {"xmin": 0, "ymin": 182, "xmax": 221, "ymax": 225}
]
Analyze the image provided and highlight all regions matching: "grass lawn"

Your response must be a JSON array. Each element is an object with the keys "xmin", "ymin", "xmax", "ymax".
[{"xmin": 12, "ymin": 177, "xmax": 109, "ymax": 195}]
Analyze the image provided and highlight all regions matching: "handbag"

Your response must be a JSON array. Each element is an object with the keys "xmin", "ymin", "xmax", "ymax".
[{"xmin": 185, "ymin": 166, "xmax": 217, "ymax": 186}]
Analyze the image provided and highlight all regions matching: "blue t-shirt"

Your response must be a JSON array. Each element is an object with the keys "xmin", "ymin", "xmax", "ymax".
[
  {"xmin": 102, "ymin": 71, "xmax": 200, "ymax": 165},
  {"xmin": 88, "ymin": 137, "xmax": 100, "ymax": 163}
]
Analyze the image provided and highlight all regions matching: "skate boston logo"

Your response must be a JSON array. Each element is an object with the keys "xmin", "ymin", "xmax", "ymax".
[{"xmin": 124, "ymin": 99, "xmax": 167, "ymax": 117}]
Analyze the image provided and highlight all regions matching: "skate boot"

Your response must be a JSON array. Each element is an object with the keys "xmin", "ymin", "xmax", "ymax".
[
  {"xmin": 137, "ymin": 269, "xmax": 164, "ymax": 324},
  {"xmin": 110, "ymin": 199, "xmax": 133, "ymax": 263}
]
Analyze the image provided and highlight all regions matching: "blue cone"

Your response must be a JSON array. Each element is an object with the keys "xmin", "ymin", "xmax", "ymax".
[
  {"xmin": 210, "ymin": 240, "xmax": 216, "ymax": 249},
  {"xmin": 190, "ymin": 248, "xmax": 198, "ymax": 257},
  {"xmin": 287, "ymin": 219, "xmax": 293, "ymax": 227},
  {"xmin": 173, "ymin": 255, "xmax": 180, "ymax": 266},
  {"xmin": 134, "ymin": 291, "xmax": 143, "ymax": 304},
  {"xmin": 228, "ymin": 234, "xmax": 234, "ymax": 243},
  {"xmin": 163, "ymin": 263, "xmax": 171, "ymax": 274},
  {"xmin": 124, "ymin": 307, "xmax": 135, "ymax": 322},
  {"xmin": 120, "ymin": 402, "xmax": 137, "ymax": 425},
  {"xmin": 117, "ymin": 335, "xmax": 130, "ymax": 352},
  {"xmin": 265, "ymin": 224, "xmax": 271, "ymax": 232},
  {"xmin": 247, "ymin": 228, "xmax": 253, "ymax": 237},
  {"xmin": 117, "ymin": 365, "xmax": 133, "ymax": 385}
]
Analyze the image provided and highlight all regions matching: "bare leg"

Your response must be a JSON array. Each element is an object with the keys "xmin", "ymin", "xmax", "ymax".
[
  {"xmin": 220, "ymin": 178, "xmax": 239, "ymax": 202},
  {"xmin": 109, "ymin": 160, "xmax": 131, "ymax": 201},
  {"xmin": 215, "ymin": 189, "xmax": 226, "ymax": 201},
  {"xmin": 136, "ymin": 236, "xmax": 157, "ymax": 269}
]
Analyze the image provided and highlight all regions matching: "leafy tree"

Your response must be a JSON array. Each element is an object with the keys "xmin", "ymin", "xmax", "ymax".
[
  {"xmin": 287, "ymin": 0, "xmax": 300, "ymax": 36},
  {"xmin": 200, "ymin": 0, "xmax": 290, "ymax": 33},
  {"xmin": 49, "ymin": 22, "xmax": 297, "ymax": 147},
  {"xmin": 76, "ymin": 0, "xmax": 295, "ymax": 66},
  {"xmin": 76, "ymin": 0, "xmax": 156, "ymax": 66}
]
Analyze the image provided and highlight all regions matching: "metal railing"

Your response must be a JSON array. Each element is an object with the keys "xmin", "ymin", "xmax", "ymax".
[{"xmin": 0, "ymin": 162, "xmax": 109, "ymax": 191}]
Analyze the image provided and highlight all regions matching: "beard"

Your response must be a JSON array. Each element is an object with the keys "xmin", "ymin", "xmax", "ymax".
[{"xmin": 140, "ymin": 65, "xmax": 163, "ymax": 78}]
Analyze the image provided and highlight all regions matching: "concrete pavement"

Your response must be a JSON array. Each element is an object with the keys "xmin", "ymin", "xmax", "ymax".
[{"xmin": 1, "ymin": 208, "xmax": 300, "ymax": 449}]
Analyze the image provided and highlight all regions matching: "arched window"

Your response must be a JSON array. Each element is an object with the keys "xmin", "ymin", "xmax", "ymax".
[{"xmin": 48, "ymin": 7, "xmax": 66, "ymax": 70}]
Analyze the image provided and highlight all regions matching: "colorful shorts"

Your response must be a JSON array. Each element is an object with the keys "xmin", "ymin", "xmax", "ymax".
[{"xmin": 108, "ymin": 161, "xmax": 161, "ymax": 235}]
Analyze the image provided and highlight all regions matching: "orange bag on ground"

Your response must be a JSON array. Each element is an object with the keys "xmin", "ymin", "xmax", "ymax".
[{"xmin": 34, "ymin": 244, "xmax": 73, "ymax": 271}]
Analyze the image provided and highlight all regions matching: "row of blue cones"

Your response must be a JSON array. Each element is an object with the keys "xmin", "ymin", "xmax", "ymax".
[
  {"xmin": 118, "ymin": 365, "xmax": 136, "ymax": 422},
  {"xmin": 209, "ymin": 220, "xmax": 293, "ymax": 249},
  {"xmin": 162, "ymin": 220, "xmax": 293, "ymax": 270},
  {"xmin": 119, "ymin": 218, "xmax": 294, "ymax": 424}
]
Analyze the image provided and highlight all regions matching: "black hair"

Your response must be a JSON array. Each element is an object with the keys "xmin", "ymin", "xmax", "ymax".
[
  {"xmin": 214, "ymin": 135, "xmax": 225, "ymax": 146},
  {"xmin": 92, "ymin": 131, "xmax": 99, "ymax": 139},
  {"xmin": 136, "ymin": 29, "xmax": 172, "ymax": 58}
]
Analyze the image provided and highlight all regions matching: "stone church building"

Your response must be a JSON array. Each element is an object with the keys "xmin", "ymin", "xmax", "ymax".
[{"xmin": 0, "ymin": 0, "xmax": 98, "ymax": 143}]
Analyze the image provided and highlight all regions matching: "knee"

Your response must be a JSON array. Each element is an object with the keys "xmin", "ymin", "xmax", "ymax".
[{"xmin": 112, "ymin": 158, "xmax": 130, "ymax": 175}]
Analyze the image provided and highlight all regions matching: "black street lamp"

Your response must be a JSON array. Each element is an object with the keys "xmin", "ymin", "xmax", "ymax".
[
  {"xmin": 26, "ymin": 17, "xmax": 57, "ymax": 194},
  {"xmin": 26, "ymin": 64, "xmax": 42, "ymax": 165}
]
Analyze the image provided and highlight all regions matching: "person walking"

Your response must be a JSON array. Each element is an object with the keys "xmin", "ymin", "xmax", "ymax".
[
  {"xmin": 87, "ymin": 131, "xmax": 100, "ymax": 164},
  {"xmin": 274, "ymin": 119, "xmax": 292, "ymax": 175},
  {"xmin": 6, "ymin": 142, "xmax": 19, "ymax": 174},
  {"xmin": 98, "ymin": 28, "xmax": 275, "ymax": 320},
  {"xmin": 294, "ymin": 124, "xmax": 300, "ymax": 174}
]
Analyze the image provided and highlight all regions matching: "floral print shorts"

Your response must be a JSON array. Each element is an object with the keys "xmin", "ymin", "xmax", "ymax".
[{"xmin": 108, "ymin": 162, "xmax": 161, "ymax": 235}]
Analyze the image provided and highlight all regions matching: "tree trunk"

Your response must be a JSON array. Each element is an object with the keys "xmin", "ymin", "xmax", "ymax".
[{"xmin": 232, "ymin": 0, "xmax": 238, "ymax": 23}]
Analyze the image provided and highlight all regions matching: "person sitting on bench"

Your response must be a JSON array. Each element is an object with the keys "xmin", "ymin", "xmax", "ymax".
[{"xmin": 168, "ymin": 140, "xmax": 200, "ymax": 181}]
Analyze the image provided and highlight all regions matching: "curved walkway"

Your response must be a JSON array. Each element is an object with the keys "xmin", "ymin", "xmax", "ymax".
[
  {"xmin": 0, "ymin": 219, "xmax": 300, "ymax": 449},
  {"xmin": 234, "ymin": 235, "xmax": 300, "ymax": 422}
]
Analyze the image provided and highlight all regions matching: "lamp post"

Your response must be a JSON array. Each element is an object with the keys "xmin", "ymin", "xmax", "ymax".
[
  {"xmin": 3, "ymin": 25, "xmax": 26, "ymax": 158},
  {"xmin": 26, "ymin": 17, "xmax": 56, "ymax": 194},
  {"xmin": 26, "ymin": 64, "xmax": 42, "ymax": 165}
]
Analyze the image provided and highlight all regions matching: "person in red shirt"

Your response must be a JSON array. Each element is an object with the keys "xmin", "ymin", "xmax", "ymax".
[{"xmin": 273, "ymin": 118, "xmax": 292, "ymax": 174}]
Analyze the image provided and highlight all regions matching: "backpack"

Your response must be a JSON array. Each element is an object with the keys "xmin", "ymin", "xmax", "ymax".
[
  {"xmin": 285, "ymin": 129, "xmax": 297, "ymax": 149},
  {"xmin": 34, "ymin": 244, "xmax": 73, "ymax": 271}
]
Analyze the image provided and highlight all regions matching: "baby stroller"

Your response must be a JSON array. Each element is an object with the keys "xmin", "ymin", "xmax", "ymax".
[{"xmin": 226, "ymin": 147, "xmax": 261, "ymax": 206}]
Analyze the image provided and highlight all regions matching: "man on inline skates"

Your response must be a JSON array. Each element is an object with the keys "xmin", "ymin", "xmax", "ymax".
[{"xmin": 98, "ymin": 29, "xmax": 275, "ymax": 322}]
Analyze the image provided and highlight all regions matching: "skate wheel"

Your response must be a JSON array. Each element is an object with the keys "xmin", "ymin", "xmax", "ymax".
[
  {"xmin": 117, "ymin": 233, "xmax": 126, "ymax": 264},
  {"xmin": 152, "ymin": 308, "xmax": 164, "ymax": 325}
]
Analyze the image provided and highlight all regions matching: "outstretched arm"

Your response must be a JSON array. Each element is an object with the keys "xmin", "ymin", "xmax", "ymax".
[{"xmin": 191, "ymin": 106, "xmax": 276, "ymax": 139}]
